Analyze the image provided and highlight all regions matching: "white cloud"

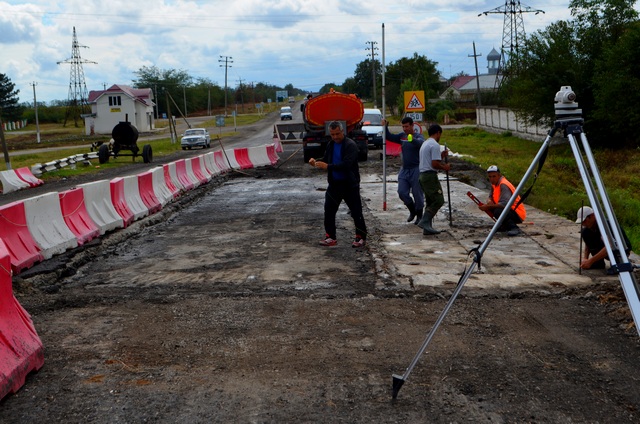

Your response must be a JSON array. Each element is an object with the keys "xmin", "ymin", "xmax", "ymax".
[{"xmin": 1, "ymin": 0, "xmax": 636, "ymax": 104}]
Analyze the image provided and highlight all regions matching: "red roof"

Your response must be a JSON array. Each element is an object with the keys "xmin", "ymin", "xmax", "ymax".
[
  {"xmin": 87, "ymin": 84, "xmax": 153, "ymax": 106},
  {"xmin": 450, "ymin": 76, "xmax": 475, "ymax": 89}
]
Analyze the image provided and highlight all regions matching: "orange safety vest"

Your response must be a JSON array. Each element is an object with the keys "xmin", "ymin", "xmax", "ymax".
[{"xmin": 491, "ymin": 176, "xmax": 526, "ymax": 221}]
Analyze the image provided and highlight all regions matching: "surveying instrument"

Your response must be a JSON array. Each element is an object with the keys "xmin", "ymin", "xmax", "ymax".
[{"xmin": 391, "ymin": 86, "xmax": 640, "ymax": 399}]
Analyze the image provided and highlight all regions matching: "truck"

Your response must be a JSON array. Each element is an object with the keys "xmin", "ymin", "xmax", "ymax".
[{"xmin": 301, "ymin": 91, "xmax": 368, "ymax": 163}]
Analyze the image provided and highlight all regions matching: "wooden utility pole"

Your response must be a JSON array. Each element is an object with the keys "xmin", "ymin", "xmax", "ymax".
[{"xmin": 469, "ymin": 41, "xmax": 483, "ymax": 106}]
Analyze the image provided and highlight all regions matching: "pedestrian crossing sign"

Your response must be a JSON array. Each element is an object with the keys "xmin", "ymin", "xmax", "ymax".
[{"xmin": 404, "ymin": 91, "xmax": 426, "ymax": 112}]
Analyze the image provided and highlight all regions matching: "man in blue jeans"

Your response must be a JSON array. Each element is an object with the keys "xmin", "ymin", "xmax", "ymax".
[
  {"xmin": 382, "ymin": 117, "xmax": 425, "ymax": 224},
  {"xmin": 309, "ymin": 121, "xmax": 367, "ymax": 248}
]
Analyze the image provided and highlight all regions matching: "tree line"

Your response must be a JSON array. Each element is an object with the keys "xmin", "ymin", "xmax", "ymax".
[{"xmin": 2, "ymin": 0, "xmax": 638, "ymax": 147}]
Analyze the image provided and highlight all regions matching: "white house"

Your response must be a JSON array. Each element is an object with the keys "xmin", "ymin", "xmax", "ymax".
[{"xmin": 83, "ymin": 84, "xmax": 155, "ymax": 136}]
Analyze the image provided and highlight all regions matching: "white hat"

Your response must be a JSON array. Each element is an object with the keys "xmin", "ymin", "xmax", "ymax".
[
  {"xmin": 487, "ymin": 165, "xmax": 500, "ymax": 173},
  {"xmin": 575, "ymin": 206, "xmax": 594, "ymax": 223}
]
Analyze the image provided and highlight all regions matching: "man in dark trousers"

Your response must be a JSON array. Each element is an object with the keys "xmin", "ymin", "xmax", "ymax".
[
  {"xmin": 309, "ymin": 121, "xmax": 367, "ymax": 248},
  {"xmin": 576, "ymin": 205, "xmax": 631, "ymax": 272},
  {"xmin": 382, "ymin": 117, "xmax": 425, "ymax": 224}
]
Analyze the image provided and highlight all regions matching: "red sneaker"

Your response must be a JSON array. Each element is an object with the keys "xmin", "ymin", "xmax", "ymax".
[
  {"xmin": 319, "ymin": 235, "xmax": 337, "ymax": 246},
  {"xmin": 352, "ymin": 237, "xmax": 365, "ymax": 248}
]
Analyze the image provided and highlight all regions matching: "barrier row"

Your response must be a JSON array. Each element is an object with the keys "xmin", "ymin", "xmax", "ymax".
[
  {"xmin": 0, "ymin": 143, "xmax": 280, "ymax": 276},
  {"xmin": 0, "ymin": 168, "xmax": 44, "ymax": 194},
  {"xmin": 2, "ymin": 120, "xmax": 28, "ymax": 131},
  {"xmin": 0, "ymin": 143, "xmax": 279, "ymax": 400},
  {"xmin": 30, "ymin": 152, "xmax": 100, "ymax": 178}
]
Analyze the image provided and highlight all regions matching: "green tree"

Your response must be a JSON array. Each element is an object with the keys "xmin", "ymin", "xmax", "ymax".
[
  {"xmin": 132, "ymin": 66, "xmax": 192, "ymax": 117},
  {"xmin": 0, "ymin": 73, "xmax": 24, "ymax": 121},
  {"xmin": 504, "ymin": 20, "xmax": 581, "ymax": 127},
  {"xmin": 383, "ymin": 53, "xmax": 440, "ymax": 114},
  {"xmin": 319, "ymin": 83, "xmax": 341, "ymax": 94},
  {"xmin": 504, "ymin": 0, "xmax": 640, "ymax": 146},
  {"xmin": 592, "ymin": 21, "xmax": 640, "ymax": 146}
]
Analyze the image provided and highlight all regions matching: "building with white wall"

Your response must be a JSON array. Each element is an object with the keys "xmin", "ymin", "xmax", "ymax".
[{"xmin": 83, "ymin": 85, "xmax": 155, "ymax": 135}]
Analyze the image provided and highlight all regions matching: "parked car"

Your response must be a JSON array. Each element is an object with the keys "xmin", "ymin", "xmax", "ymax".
[
  {"xmin": 180, "ymin": 128, "xmax": 211, "ymax": 150},
  {"xmin": 280, "ymin": 106, "xmax": 293, "ymax": 120},
  {"xmin": 361, "ymin": 108, "xmax": 384, "ymax": 148}
]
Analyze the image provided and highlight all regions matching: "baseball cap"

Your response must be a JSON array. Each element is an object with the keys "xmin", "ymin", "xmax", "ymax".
[
  {"xmin": 575, "ymin": 206, "xmax": 594, "ymax": 223},
  {"xmin": 487, "ymin": 165, "xmax": 500, "ymax": 173}
]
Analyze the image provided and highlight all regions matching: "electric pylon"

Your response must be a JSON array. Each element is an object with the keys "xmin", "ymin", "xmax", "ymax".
[
  {"xmin": 57, "ymin": 27, "xmax": 97, "ymax": 127},
  {"xmin": 479, "ymin": 1, "xmax": 544, "ymax": 89}
]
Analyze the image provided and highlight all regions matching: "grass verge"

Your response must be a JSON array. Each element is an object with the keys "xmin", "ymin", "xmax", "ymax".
[{"xmin": 445, "ymin": 126, "xmax": 640, "ymax": 252}]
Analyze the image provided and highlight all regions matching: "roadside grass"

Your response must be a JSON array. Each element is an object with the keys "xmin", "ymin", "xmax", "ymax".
[
  {"xmin": 445, "ymin": 126, "xmax": 640, "ymax": 252},
  {"xmin": 1, "ymin": 137, "xmax": 183, "ymax": 177}
]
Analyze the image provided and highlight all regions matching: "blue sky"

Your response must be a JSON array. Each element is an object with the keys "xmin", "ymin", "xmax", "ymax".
[{"xmin": 0, "ymin": 0, "xmax": 612, "ymax": 104}]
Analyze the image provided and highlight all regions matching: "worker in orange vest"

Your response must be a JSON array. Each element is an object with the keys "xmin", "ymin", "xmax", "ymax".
[{"xmin": 478, "ymin": 165, "xmax": 526, "ymax": 236}]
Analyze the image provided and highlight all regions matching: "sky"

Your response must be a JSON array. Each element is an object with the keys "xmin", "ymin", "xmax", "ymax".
[{"xmin": 0, "ymin": 0, "xmax": 595, "ymax": 105}]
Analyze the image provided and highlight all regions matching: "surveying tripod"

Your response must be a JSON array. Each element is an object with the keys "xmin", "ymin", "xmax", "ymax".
[{"xmin": 391, "ymin": 86, "xmax": 640, "ymax": 399}]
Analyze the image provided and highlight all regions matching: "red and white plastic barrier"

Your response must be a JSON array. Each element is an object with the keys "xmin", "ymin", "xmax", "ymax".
[
  {"xmin": 184, "ymin": 158, "xmax": 202, "ymax": 188},
  {"xmin": 248, "ymin": 145, "xmax": 277, "ymax": 167},
  {"xmin": 266, "ymin": 144, "xmax": 280, "ymax": 165},
  {"xmin": 233, "ymin": 147, "xmax": 254, "ymax": 170},
  {"xmin": 23, "ymin": 192, "xmax": 78, "ymax": 259},
  {"xmin": 202, "ymin": 152, "xmax": 220, "ymax": 177},
  {"xmin": 0, "ymin": 170, "xmax": 31, "ymax": 194},
  {"xmin": 15, "ymin": 167, "xmax": 44, "ymax": 188},
  {"xmin": 213, "ymin": 150, "xmax": 230, "ymax": 174},
  {"xmin": 122, "ymin": 175, "xmax": 150, "ymax": 221},
  {"xmin": 151, "ymin": 167, "xmax": 173, "ymax": 207},
  {"xmin": 59, "ymin": 188, "xmax": 101, "ymax": 246},
  {"xmin": 137, "ymin": 171, "xmax": 162, "ymax": 215},
  {"xmin": 162, "ymin": 163, "xmax": 181, "ymax": 199},
  {"xmin": 0, "ymin": 201, "xmax": 44, "ymax": 274},
  {"xmin": 188, "ymin": 157, "xmax": 209, "ymax": 185},
  {"xmin": 0, "ymin": 238, "xmax": 45, "ymax": 400},
  {"xmin": 174, "ymin": 159, "xmax": 196, "ymax": 191},
  {"xmin": 109, "ymin": 177, "xmax": 135, "ymax": 227},
  {"xmin": 78, "ymin": 180, "xmax": 124, "ymax": 234}
]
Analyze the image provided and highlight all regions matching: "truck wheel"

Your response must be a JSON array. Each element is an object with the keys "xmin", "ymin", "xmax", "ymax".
[
  {"xmin": 142, "ymin": 144, "xmax": 153, "ymax": 163},
  {"xmin": 98, "ymin": 144, "xmax": 110, "ymax": 164}
]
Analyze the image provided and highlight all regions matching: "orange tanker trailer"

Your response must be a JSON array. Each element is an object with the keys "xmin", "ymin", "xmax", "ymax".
[{"xmin": 301, "ymin": 91, "xmax": 368, "ymax": 163}]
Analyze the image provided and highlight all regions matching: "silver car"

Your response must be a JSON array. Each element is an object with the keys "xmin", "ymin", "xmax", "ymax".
[{"xmin": 181, "ymin": 128, "xmax": 211, "ymax": 149}]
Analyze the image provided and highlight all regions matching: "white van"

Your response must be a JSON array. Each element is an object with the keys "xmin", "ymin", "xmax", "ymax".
[
  {"xmin": 280, "ymin": 106, "xmax": 293, "ymax": 121},
  {"xmin": 361, "ymin": 108, "xmax": 383, "ymax": 148}
]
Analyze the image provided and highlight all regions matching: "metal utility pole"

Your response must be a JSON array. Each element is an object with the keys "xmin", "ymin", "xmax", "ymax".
[
  {"xmin": 31, "ymin": 82, "xmax": 42, "ymax": 143},
  {"xmin": 57, "ymin": 26, "xmax": 97, "ymax": 127},
  {"xmin": 479, "ymin": 1, "xmax": 544, "ymax": 89},
  {"xmin": 469, "ymin": 42, "xmax": 482, "ymax": 106},
  {"xmin": 219, "ymin": 55, "xmax": 233, "ymax": 116},
  {"xmin": 365, "ymin": 41, "xmax": 379, "ymax": 107}
]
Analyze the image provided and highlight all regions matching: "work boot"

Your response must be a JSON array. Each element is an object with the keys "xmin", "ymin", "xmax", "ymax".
[
  {"xmin": 414, "ymin": 208, "xmax": 423, "ymax": 225},
  {"xmin": 406, "ymin": 202, "xmax": 416, "ymax": 222},
  {"xmin": 421, "ymin": 211, "xmax": 440, "ymax": 235}
]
